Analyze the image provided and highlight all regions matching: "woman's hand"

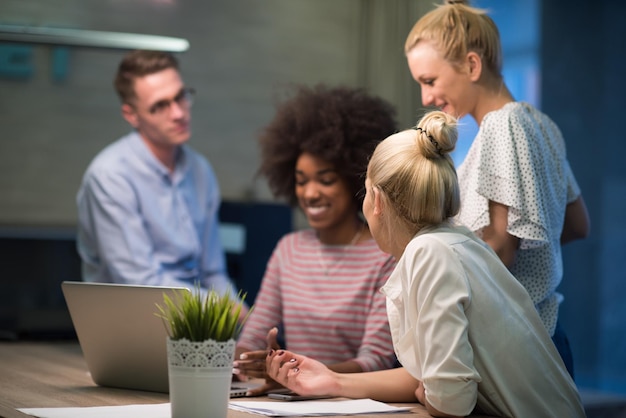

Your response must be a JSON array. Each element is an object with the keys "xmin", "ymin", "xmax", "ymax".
[
  {"xmin": 266, "ymin": 349, "xmax": 339, "ymax": 397},
  {"xmin": 415, "ymin": 380, "xmax": 462, "ymax": 417},
  {"xmin": 234, "ymin": 348, "xmax": 270, "ymax": 379},
  {"xmin": 415, "ymin": 380, "xmax": 425, "ymax": 404},
  {"xmin": 246, "ymin": 377, "xmax": 285, "ymax": 397},
  {"xmin": 233, "ymin": 328, "xmax": 285, "ymax": 395},
  {"xmin": 234, "ymin": 327, "xmax": 282, "ymax": 380}
]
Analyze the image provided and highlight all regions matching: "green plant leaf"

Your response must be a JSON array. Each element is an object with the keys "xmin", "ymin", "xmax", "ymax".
[{"xmin": 154, "ymin": 283, "xmax": 252, "ymax": 342}]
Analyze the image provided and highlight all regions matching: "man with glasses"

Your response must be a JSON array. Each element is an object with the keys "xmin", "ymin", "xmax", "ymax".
[{"xmin": 76, "ymin": 50, "xmax": 243, "ymax": 303}]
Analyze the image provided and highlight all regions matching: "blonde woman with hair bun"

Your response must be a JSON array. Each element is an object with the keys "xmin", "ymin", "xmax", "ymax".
[
  {"xmin": 405, "ymin": 0, "xmax": 590, "ymax": 378},
  {"xmin": 366, "ymin": 111, "xmax": 460, "ymax": 248},
  {"xmin": 266, "ymin": 111, "xmax": 585, "ymax": 418}
]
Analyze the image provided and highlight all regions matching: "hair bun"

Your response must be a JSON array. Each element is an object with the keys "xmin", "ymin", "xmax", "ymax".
[{"xmin": 414, "ymin": 111, "xmax": 458, "ymax": 159}]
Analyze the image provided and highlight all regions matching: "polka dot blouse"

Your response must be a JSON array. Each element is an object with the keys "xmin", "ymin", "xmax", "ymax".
[{"xmin": 456, "ymin": 102, "xmax": 581, "ymax": 336}]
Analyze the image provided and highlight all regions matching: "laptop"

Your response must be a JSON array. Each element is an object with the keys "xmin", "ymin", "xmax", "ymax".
[{"xmin": 61, "ymin": 281, "xmax": 260, "ymax": 396}]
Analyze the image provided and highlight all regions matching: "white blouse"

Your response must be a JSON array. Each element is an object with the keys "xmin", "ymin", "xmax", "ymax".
[{"xmin": 382, "ymin": 224, "xmax": 584, "ymax": 417}]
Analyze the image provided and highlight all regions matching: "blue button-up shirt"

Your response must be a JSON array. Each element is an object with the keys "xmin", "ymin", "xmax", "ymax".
[{"xmin": 76, "ymin": 131, "xmax": 237, "ymax": 296}]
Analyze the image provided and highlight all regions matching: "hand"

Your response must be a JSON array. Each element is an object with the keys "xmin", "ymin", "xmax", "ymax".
[
  {"xmin": 266, "ymin": 349, "xmax": 338, "ymax": 397},
  {"xmin": 246, "ymin": 379, "xmax": 285, "ymax": 397},
  {"xmin": 232, "ymin": 347, "xmax": 286, "ymax": 396},
  {"xmin": 414, "ymin": 380, "xmax": 425, "ymax": 405},
  {"xmin": 234, "ymin": 348, "xmax": 270, "ymax": 380},
  {"xmin": 234, "ymin": 327, "xmax": 282, "ymax": 380},
  {"xmin": 233, "ymin": 327, "xmax": 284, "ymax": 395}
]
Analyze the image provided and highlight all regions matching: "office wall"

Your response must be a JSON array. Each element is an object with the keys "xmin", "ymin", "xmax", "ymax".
[
  {"xmin": 542, "ymin": 0, "xmax": 626, "ymax": 394},
  {"xmin": 0, "ymin": 0, "xmax": 424, "ymax": 227}
]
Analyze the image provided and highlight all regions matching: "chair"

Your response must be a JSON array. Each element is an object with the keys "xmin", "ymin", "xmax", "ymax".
[{"xmin": 218, "ymin": 200, "xmax": 293, "ymax": 305}]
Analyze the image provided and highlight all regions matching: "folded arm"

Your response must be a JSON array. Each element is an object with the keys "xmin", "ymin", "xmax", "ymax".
[
  {"xmin": 480, "ymin": 200, "xmax": 519, "ymax": 268},
  {"xmin": 561, "ymin": 196, "xmax": 590, "ymax": 244}
]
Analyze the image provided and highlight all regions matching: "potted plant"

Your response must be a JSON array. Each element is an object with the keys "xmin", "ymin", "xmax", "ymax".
[{"xmin": 156, "ymin": 284, "xmax": 251, "ymax": 418}]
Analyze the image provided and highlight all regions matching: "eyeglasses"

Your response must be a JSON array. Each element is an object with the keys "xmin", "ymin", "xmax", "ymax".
[{"xmin": 147, "ymin": 87, "xmax": 195, "ymax": 116}]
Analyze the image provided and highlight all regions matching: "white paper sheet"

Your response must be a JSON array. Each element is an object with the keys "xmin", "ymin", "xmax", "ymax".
[
  {"xmin": 18, "ymin": 403, "xmax": 171, "ymax": 418},
  {"xmin": 18, "ymin": 399, "xmax": 413, "ymax": 417},
  {"xmin": 228, "ymin": 398, "xmax": 413, "ymax": 416}
]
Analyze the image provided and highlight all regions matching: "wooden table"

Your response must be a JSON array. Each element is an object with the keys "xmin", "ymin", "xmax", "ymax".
[{"xmin": 0, "ymin": 341, "xmax": 437, "ymax": 417}]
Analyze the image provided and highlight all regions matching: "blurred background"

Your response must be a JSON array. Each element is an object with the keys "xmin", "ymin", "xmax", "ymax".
[{"xmin": 1, "ymin": 0, "xmax": 624, "ymax": 403}]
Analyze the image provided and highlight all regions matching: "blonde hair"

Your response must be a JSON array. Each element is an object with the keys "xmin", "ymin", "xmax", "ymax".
[
  {"xmin": 404, "ymin": 0, "xmax": 502, "ymax": 78},
  {"xmin": 367, "ymin": 111, "xmax": 460, "ymax": 237}
]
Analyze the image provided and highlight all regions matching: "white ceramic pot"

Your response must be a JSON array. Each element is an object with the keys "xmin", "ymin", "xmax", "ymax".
[{"xmin": 167, "ymin": 337, "xmax": 236, "ymax": 418}]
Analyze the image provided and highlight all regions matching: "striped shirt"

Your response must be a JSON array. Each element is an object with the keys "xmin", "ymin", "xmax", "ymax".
[{"xmin": 237, "ymin": 229, "xmax": 397, "ymax": 371}]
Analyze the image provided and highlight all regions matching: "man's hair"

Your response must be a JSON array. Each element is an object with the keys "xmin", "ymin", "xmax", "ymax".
[{"xmin": 113, "ymin": 50, "xmax": 179, "ymax": 104}]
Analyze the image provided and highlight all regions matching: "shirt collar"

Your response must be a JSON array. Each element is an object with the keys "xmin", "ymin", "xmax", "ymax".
[{"xmin": 127, "ymin": 131, "xmax": 189, "ymax": 183}]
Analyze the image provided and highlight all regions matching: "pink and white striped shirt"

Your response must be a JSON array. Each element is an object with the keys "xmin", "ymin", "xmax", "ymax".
[{"xmin": 237, "ymin": 229, "xmax": 397, "ymax": 372}]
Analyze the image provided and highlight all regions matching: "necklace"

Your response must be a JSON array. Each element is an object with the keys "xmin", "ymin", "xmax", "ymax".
[{"xmin": 317, "ymin": 223, "xmax": 364, "ymax": 276}]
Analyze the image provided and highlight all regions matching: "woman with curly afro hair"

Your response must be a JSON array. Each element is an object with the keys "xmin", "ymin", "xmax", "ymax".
[{"xmin": 233, "ymin": 84, "xmax": 399, "ymax": 396}]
